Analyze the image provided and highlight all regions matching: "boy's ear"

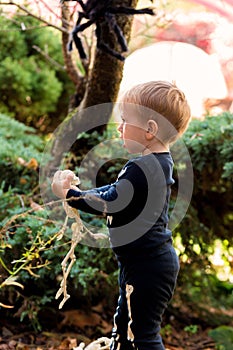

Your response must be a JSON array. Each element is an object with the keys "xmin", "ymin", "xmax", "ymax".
[{"xmin": 146, "ymin": 120, "xmax": 158, "ymax": 140}]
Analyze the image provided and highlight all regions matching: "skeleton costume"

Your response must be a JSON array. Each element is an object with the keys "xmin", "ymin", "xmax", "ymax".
[{"xmin": 67, "ymin": 152, "xmax": 180, "ymax": 350}]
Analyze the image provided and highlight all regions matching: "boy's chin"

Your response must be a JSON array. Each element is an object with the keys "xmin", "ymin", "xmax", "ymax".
[{"xmin": 123, "ymin": 142, "xmax": 143, "ymax": 154}]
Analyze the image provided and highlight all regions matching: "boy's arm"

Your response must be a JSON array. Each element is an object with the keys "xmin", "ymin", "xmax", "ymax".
[
  {"xmin": 66, "ymin": 185, "xmax": 118, "ymax": 215},
  {"xmin": 52, "ymin": 162, "xmax": 148, "ymax": 219},
  {"xmin": 66, "ymin": 161, "xmax": 148, "ymax": 220},
  {"xmin": 51, "ymin": 169, "xmax": 117, "ymax": 215}
]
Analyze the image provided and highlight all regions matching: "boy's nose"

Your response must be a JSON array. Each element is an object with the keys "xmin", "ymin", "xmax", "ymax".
[{"xmin": 117, "ymin": 122, "xmax": 123, "ymax": 132}]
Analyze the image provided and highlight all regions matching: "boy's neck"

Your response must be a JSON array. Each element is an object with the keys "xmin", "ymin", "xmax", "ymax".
[{"xmin": 142, "ymin": 141, "xmax": 169, "ymax": 155}]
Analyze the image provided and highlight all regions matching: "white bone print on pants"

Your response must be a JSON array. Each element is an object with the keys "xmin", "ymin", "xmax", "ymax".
[{"xmin": 126, "ymin": 284, "xmax": 134, "ymax": 342}]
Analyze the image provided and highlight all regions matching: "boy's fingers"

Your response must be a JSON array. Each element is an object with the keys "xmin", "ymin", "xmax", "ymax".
[
  {"xmin": 52, "ymin": 170, "xmax": 76, "ymax": 197},
  {"xmin": 53, "ymin": 170, "xmax": 62, "ymax": 181},
  {"xmin": 61, "ymin": 170, "xmax": 74, "ymax": 178},
  {"xmin": 53, "ymin": 170, "xmax": 73, "ymax": 182},
  {"xmin": 67, "ymin": 173, "xmax": 75, "ymax": 180},
  {"xmin": 63, "ymin": 175, "xmax": 74, "ymax": 188}
]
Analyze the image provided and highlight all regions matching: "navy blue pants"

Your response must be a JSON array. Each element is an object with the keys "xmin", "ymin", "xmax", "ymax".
[{"xmin": 110, "ymin": 243, "xmax": 179, "ymax": 350}]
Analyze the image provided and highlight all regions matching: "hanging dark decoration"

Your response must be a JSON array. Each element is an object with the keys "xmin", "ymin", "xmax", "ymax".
[{"xmin": 62, "ymin": 0, "xmax": 155, "ymax": 61}]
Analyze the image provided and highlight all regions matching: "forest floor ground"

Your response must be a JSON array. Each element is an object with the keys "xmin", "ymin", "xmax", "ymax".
[{"xmin": 0, "ymin": 306, "xmax": 218, "ymax": 350}]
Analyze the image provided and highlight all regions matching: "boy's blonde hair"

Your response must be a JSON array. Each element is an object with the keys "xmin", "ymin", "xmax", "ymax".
[{"xmin": 120, "ymin": 80, "xmax": 191, "ymax": 143}]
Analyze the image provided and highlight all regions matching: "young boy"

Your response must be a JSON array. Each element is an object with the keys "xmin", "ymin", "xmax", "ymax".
[{"xmin": 52, "ymin": 80, "xmax": 191, "ymax": 350}]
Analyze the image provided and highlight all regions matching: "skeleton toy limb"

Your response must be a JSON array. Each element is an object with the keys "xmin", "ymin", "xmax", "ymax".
[
  {"xmin": 56, "ymin": 170, "xmax": 81, "ymax": 241},
  {"xmin": 55, "ymin": 170, "xmax": 82, "ymax": 308},
  {"xmin": 55, "ymin": 170, "xmax": 109, "ymax": 309},
  {"xmin": 74, "ymin": 337, "xmax": 111, "ymax": 350}
]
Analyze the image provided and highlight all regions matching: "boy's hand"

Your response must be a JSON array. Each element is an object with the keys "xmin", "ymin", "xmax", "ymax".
[{"xmin": 51, "ymin": 170, "xmax": 77, "ymax": 199}]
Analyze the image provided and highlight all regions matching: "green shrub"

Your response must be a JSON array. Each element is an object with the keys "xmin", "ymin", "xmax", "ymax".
[
  {"xmin": 172, "ymin": 112, "xmax": 233, "ymax": 321},
  {"xmin": 0, "ymin": 113, "xmax": 43, "ymax": 192},
  {"xmin": 0, "ymin": 14, "xmax": 74, "ymax": 131},
  {"xmin": 209, "ymin": 326, "xmax": 233, "ymax": 350},
  {"xmin": 178, "ymin": 112, "xmax": 232, "ymax": 250},
  {"xmin": 0, "ymin": 115, "xmax": 117, "ymax": 331},
  {"xmin": 0, "ymin": 112, "xmax": 232, "ymax": 331}
]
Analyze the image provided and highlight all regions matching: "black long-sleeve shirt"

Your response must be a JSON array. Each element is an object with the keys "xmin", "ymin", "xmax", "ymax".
[{"xmin": 67, "ymin": 152, "xmax": 174, "ymax": 261}]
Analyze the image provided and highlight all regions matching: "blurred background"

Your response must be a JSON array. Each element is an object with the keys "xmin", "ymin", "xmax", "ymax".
[{"xmin": 0, "ymin": 1, "xmax": 232, "ymax": 349}]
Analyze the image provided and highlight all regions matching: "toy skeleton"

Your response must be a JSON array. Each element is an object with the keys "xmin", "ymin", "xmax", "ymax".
[
  {"xmin": 74, "ymin": 337, "xmax": 111, "ymax": 350},
  {"xmin": 55, "ymin": 171, "xmax": 108, "ymax": 309}
]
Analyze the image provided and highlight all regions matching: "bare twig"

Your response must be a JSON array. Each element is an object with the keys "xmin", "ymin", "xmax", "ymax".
[
  {"xmin": 0, "ymin": 1, "xmax": 69, "ymax": 33},
  {"xmin": 32, "ymin": 45, "xmax": 66, "ymax": 70},
  {"xmin": 39, "ymin": 0, "xmax": 63, "ymax": 21}
]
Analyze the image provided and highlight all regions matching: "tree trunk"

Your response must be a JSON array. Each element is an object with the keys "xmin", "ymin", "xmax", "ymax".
[
  {"xmin": 80, "ymin": 0, "xmax": 138, "ymax": 109},
  {"xmin": 44, "ymin": 0, "xmax": 138, "ymax": 176},
  {"xmin": 61, "ymin": 2, "xmax": 87, "ymax": 111}
]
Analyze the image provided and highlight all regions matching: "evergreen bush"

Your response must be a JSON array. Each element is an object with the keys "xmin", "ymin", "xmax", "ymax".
[
  {"xmin": 0, "ymin": 112, "xmax": 232, "ymax": 330},
  {"xmin": 0, "ymin": 14, "xmax": 74, "ymax": 131}
]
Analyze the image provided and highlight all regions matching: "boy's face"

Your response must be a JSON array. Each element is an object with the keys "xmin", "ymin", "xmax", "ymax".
[{"xmin": 118, "ymin": 106, "xmax": 148, "ymax": 154}]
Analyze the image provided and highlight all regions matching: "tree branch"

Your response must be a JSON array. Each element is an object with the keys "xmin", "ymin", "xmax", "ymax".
[
  {"xmin": 32, "ymin": 45, "xmax": 66, "ymax": 70},
  {"xmin": 61, "ymin": 2, "xmax": 83, "ymax": 86},
  {"xmin": 0, "ymin": 1, "xmax": 69, "ymax": 33}
]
